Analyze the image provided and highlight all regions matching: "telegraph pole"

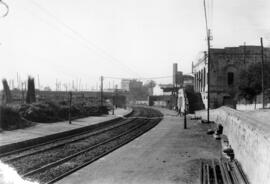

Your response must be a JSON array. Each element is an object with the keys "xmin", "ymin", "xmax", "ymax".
[
  {"xmin": 207, "ymin": 30, "xmax": 211, "ymax": 123},
  {"xmin": 243, "ymin": 42, "xmax": 246, "ymax": 65},
  {"xmin": 203, "ymin": 0, "xmax": 212, "ymax": 123},
  {"xmin": 184, "ymin": 95, "xmax": 187, "ymax": 129},
  {"xmin": 69, "ymin": 91, "xmax": 72, "ymax": 124},
  {"xmin": 100, "ymin": 76, "xmax": 104, "ymax": 107},
  {"xmin": 115, "ymin": 85, "xmax": 118, "ymax": 109},
  {"xmin": 260, "ymin": 37, "xmax": 265, "ymax": 109},
  {"xmin": 112, "ymin": 94, "xmax": 115, "ymax": 115}
]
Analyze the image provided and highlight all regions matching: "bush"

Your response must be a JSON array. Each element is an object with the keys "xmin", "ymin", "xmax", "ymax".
[
  {"xmin": 0, "ymin": 105, "xmax": 29, "ymax": 130},
  {"xmin": 98, "ymin": 106, "xmax": 109, "ymax": 115},
  {"xmin": 18, "ymin": 101, "xmax": 61, "ymax": 123},
  {"xmin": 18, "ymin": 101, "xmax": 110, "ymax": 123}
]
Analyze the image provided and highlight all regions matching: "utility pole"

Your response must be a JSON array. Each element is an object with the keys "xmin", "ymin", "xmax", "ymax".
[
  {"xmin": 184, "ymin": 94, "xmax": 187, "ymax": 129},
  {"xmin": 55, "ymin": 79, "xmax": 58, "ymax": 91},
  {"xmin": 69, "ymin": 91, "xmax": 72, "ymax": 124},
  {"xmin": 38, "ymin": 74, "xmax": 40, "ymax": 90},
  {"xmin": 115, "ymin": 84, "xmax": 118, "ymax": 109},
  {"xmin": 21, "ymin": 82, "xmax": 26, "ymax": 104},
  {"xmin": 260, "ymin": 37, "xmax": 265, "ymax": 109},
  {"xmin": 243, "ymin": 42, "xmax": 246, "ymax": 65},
  {"xmin": 100, "ymin": 76, "xmax": 104, "ymax": 107},
  {"xmin": 203, "ymin": 0, "xmax": 212, "ymax": 123},
  {"xmin": 112, "ymin": 85, "xmax": 116, "ymax": 115},
  {"xmin": 17, "ymin": 72, "xmax": 19, "ymax": 89},
  {"xmin": 207, "ymin": 30, "xmax": 211, "ymax": 123},
  {"xmin": 112, "ymin": 94, "xmax": 115, "ymax": 115}
]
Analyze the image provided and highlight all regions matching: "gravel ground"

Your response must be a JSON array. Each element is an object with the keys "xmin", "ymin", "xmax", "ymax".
[
  {"xmin": 28, "ymin": 120, "xmax": 159, "ymax": 183},
  {"xmin": 5, "ymin": 118, "xmax": 145, "ymax": 175},
  {"xmin": 57, "ymin": 107, "xmax": 221, "ymax": 184}
]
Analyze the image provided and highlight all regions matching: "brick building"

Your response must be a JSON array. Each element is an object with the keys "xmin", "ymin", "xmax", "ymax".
[{"xmin": 193, "ymin": 45, "xmax": 270, "ymax": 108}]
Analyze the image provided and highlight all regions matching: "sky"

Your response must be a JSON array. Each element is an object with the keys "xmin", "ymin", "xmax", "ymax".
[{"xmin": 0, "ymin": 0, "xmax": 269, "ymax": 92}]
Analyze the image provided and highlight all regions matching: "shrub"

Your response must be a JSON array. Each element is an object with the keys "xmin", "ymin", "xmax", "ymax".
[
  {"xmin": 19, "ymin": 101, "xmax": 61, "ymax": 123},
  {"xmin": 0, "ymin": 105, "xmax": 29, "ymax": 130}
]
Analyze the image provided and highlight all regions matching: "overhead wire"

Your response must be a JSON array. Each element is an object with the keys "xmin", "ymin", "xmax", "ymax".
[
  {"xmin": 26, "ymin": 0, "xmax": 142, "ymax": 78},
  {"xmin": 11, "ymin": 6, "xmax": 98, "ymax": 81},
  {"xmin": 104, "ymin": 76, "xmax": 173, "ymax": 80},
  {"xmin": 0, "ymin": 0, "xmax": 9, "ymax": 17},
  {"xmin": 203, "ymin": 0, "xmax": 209, "ymax": 35},
  {"xmin": 138, "ymin": 76, "xmax": 172, "ymax": 80}
]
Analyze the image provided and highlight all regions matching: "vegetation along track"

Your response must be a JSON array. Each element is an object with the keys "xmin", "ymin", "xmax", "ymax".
[{"xmin": 0, "ymin": 107, "xmax": 163, "ymax": 184}]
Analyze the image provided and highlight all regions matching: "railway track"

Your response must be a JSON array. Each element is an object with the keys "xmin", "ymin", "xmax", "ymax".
[
  {"xmin": 0, "ymin": 107, "xmax": 163, "ymax": 184},
  {"xmin": 0, "ymin": 109, "xmax": 138, "ymax": 158},
  {"xmin": 1, "ymin": 110, "xmax": 140, "ymax": 162}
]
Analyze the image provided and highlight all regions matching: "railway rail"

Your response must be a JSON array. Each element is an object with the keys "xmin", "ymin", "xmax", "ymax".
[{"xmin": 0, "ymin": 107, "xmax": 163, "ymax": 184}]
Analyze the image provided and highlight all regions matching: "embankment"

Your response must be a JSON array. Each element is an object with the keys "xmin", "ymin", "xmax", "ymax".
[{"xmin": 196, "ymin": 106, "xmax": 270, "ymax": 184}]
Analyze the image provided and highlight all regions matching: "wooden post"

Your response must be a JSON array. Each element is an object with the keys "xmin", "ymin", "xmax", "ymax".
[
  {"xmin": 100, "ymin": 76, "xmax": 104, "ymax": 107},
  {"xmin": 260, "ymin": 37, "xmax": 265, "ymax": 109},
  {"xmin": 207, "ymin": 29, "xmax": 211, "ymax": 123},
  {"xmin": 69, "ymin": 91, "xmax": 72, "ymax": 124},
  {"xmin": 184, "ymin": 95, "xmax": 187, "ymax": 129},
  {"xmin": 112, "ymin": 92, "xmax": 115, "ymax": 115}
]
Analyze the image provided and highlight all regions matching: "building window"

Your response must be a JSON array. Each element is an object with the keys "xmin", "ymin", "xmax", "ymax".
[{"xmin": 228, "ymin": 72, "xmax": 234, "ymax": 86}]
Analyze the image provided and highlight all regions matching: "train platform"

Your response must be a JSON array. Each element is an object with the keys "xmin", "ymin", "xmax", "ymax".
[
  {"xmin": 0, "ymin": 108, "xmax": 131, "ymax": 148},
  {"xmin": 57, "ymin": 107, "xmax": 221, "ymax": 184}
]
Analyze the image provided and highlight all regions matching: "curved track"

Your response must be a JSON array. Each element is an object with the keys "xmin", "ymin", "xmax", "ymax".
[{"xmin": 0, "ymin": 107, "xmax": 163, "ymax": 184}]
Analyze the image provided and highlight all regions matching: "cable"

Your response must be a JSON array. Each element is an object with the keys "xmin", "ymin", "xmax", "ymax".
[
  {"xmin": 104, "ymin": 76, "xmax": 172, "ymax": 80},
  {"xmin": 27, "ymin": 0, "xmax": 142, "ymax": 78},
  {"xmin": 138, "ymin": 76, "xmax": 172, "ymax": 80},
  {"xmin": 203, "ymin": 0, "xmax": 209, "ymax": 34},
  {"xmin": 0, "ymin": 0, "xmax": 9, "ymax": 17}
]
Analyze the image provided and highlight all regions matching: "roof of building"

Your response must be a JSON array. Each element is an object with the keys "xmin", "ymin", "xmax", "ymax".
[{"xmin": 193, "ymin": 45, "xmax": 270, "ymax": 68}]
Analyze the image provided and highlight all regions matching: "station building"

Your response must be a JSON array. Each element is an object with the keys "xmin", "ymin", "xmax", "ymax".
[
  {"xmin": 193, "ymin": 45, "xmax": 270, "ymax": 109},
  {"xmin": 149, "ymin": 63, "xmax": 196, "ymax": 110}
]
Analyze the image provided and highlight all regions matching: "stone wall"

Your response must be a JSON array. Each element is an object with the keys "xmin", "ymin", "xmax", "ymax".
[
  {"xmin": 195, "ymin": 107, "xmax": 270, "ymax": 184},
  {"xmin": 236, "ymin": 103, "xmax": 270, "ymax": 110}
]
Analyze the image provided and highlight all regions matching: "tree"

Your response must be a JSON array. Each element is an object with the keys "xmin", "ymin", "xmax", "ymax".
[
  {"xmin": 44, "ymin": 86, "xmax": 52, "ymax": 91},
  {"xmin": 239, "ymin": 62, "xmax": 270, "ymax": 101},
  {"xmin": 144, "ymin": 80, "xmax": 156, "ymax": 96},
  {"xmin": 26, "ymin": 77, "xmax": 36, "ymax": 103},
  {"xmin": 1, "ymin": 79, "xmax": 12, "ymax": 104},
  {"xmin": 144, "ymin": 80, "xmax": 156, "ymax": 88}
]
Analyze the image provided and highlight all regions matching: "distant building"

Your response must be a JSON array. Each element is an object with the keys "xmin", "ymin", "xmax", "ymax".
[
  {"xmin": 182, "ymin": 74, "xmax": 194, "ymax": 87},
  {"xmin": 121, "ymin": 79, "xmax": 131, "ymax": 91},
  {"xmin": 129, "ymin": 80, "xmax": 143, "ymax": 89},
  {"xmin": 150, "ymin": 63, "xmax": 194, "ymax": 110},
  {"xmin": 193, "ymin": 45, "xmax": 270, "ymax": 109},
  {"xmin": 173, "ymin": 63, "xmax": 183, "ymax": 88},
  {"xmin": 121, "ymin": 79, "xmax": 143, "ymax": 92}
]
